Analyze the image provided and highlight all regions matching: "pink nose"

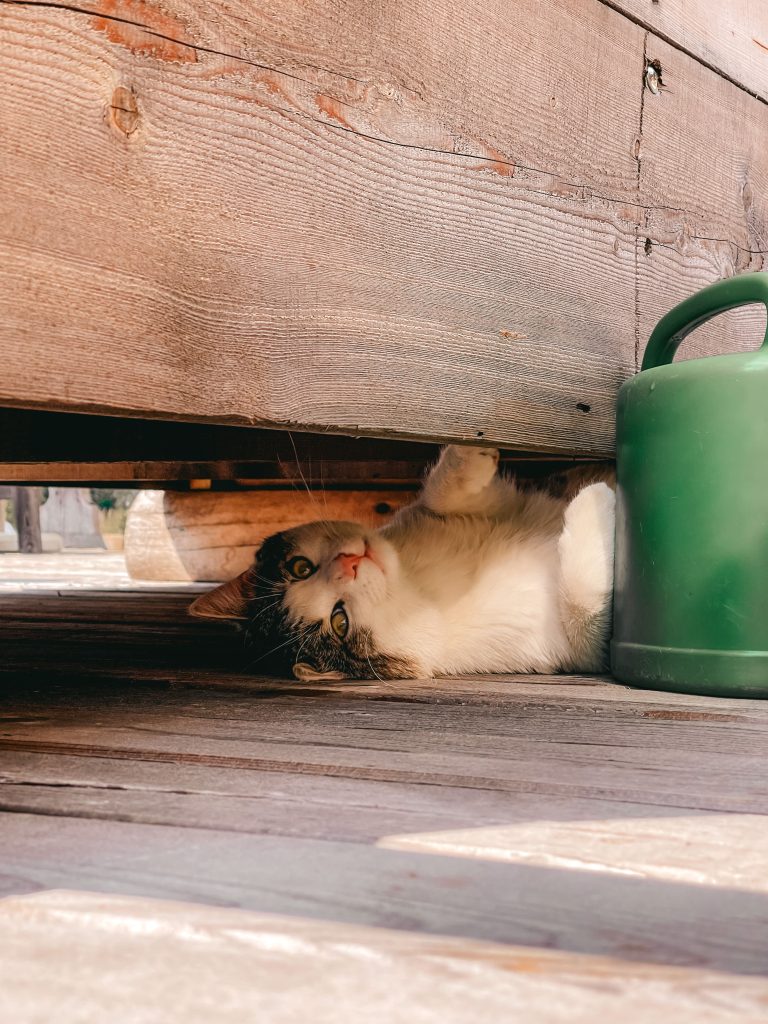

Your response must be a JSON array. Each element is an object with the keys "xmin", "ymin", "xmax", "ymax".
[{"xmin": 335, "ymin": 552, "xmax": 363, "ymax": 579}]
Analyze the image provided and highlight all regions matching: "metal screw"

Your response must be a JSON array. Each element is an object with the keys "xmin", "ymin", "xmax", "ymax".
[{"xmin": 645, "ymin": 63, "xmax": 660, "ymax": 95}]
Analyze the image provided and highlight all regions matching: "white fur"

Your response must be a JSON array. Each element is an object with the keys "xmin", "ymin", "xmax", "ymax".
[{"xmin": 193, "ymin": 446, "xmax": 616, "ymax": 679}]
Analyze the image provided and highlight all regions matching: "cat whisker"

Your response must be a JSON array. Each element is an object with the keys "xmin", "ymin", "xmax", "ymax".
[
  {"xmin": 250, "ymin": 572, "xmax": 284, "ymax": 589},
  {"xmin": 248, "ymin": 588, "xmax": 282, "ymax": 601},
  {"xmin": 249, "ymin": 601, "xmax": 282, "ymax": 622},
  {"xmin": 294, "ymin": 631, "xmax": 313, "ymax": 663},
  {"xmin": 251, "ymin": 623, "xmax": 317, "ymax": 665},
  {"xmin": 316, "ymin": 454, "xmax": 331, "ymax": 521},
  {"xmin": 284, "ymin": 432, "xmax": 328, "ymax": 523},
  {"xmin": 366, "ymin": 654, "xmax": 384, "ymax": 682}
]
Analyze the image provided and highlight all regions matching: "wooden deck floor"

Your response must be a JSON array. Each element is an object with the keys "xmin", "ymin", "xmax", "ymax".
[{"xmin": 1, "ymin": 584, "xmax": 767, "ymax": 1020}]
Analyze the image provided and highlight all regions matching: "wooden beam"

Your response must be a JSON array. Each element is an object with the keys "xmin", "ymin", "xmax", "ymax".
[
  {"xmin": 1, "ymin": 1, "xmax": 764, "ymax": 456},
  {"xmin": 0, "ymin": 0, "xmax": 644, "ymax": 455}
]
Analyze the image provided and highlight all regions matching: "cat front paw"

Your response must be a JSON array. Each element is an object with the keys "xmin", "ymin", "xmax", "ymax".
[{"xmin": 441, "ymin": 445, "xmax": 500, "ymax": 490}]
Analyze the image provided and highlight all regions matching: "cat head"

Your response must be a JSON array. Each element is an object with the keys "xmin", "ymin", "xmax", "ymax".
[{"xmin": 190, "ymin": 520, "xmax": 422, "ymax": 681}]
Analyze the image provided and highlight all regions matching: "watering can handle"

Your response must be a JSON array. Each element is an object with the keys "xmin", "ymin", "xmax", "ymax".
[{"xmin": 641, "ymin": 272, "xmax": 768, "ymax": 370}]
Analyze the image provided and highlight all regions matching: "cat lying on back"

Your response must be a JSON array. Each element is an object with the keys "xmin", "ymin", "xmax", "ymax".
[{"xmin": 190, "ymin": 445, "xmax": 615, "ymax": 681}]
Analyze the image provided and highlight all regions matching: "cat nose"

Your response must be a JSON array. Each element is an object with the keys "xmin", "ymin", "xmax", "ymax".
[{"xmin": 335, "ymin": 552, "xmax": 363, "ymax": 579}]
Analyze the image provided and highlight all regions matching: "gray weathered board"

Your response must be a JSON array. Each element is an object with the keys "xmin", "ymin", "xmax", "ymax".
[
  {"xmin": 1, "ymin": 589, "xmax": 768, "ymax": 1017},
  {"xmin": 1, "ymin": 0, "xmax": 766, "ymax": 456}
]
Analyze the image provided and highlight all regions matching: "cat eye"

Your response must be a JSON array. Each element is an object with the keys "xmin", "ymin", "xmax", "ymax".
[
  {"xmin": 330, "ymin": 601, "xmax": 349, "ymax": 640},
  {"xmin": 286, "ymin": 556, "xmax": 316, "ymax": 580}
]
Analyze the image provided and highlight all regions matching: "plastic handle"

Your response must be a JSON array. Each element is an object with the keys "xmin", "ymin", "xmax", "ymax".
[{"xmin": 641, "ymin": 272, "xmax": 768, "ymax": 371}]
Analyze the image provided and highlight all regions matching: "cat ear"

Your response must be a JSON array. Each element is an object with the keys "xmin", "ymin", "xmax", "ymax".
[
  {"xmin": 189, "ymin": 570, "xmax": 254, "ymax": 620},
  {"xmin": 292, "ymin": 661, "xmax": 348, "ymax": 682}
]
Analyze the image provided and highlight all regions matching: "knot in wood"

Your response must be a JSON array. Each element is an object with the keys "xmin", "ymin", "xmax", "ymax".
[{"xmin": 109, "ymin": 87, "xmax": 140, "ymax": 136}]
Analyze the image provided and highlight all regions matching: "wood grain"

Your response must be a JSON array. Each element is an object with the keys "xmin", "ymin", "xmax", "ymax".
[
  {"xmin": 610, "ymin": 0, "xmax": 768, "ymax": 101},
  {"xmin": 1, "ymin": 0, "xmax": 766, "ymax": 456},
  {"xmin": 2, "ymin": 802, "xmax": 768, "ymax": 975},
  {"xmin": 0, "ymin": 0, "xmax": 644, "ymax": 454},
  {"xmin": 2, "ymin": 588, "xmax": 768, "ymax": 1001},
  {"xmin": 2, "ymin": 590, "xmax": 768, "ymax": 815},
  {"xmin": 637, "ymin": 34, "xmax": 768, "ymax": 363}
]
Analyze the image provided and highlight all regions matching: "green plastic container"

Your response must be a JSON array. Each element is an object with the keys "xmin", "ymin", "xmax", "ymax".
[{"xmin": 612, "ymin": 273, "xmax": 768, "ymax": 697}]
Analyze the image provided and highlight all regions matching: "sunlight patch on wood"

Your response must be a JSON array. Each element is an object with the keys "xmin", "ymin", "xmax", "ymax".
[{"xmin": 377, "ymin": 814, "xmax": 768, "ymax": 891}]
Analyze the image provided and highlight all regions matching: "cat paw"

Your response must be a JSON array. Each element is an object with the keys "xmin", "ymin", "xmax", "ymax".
[
  {"xmin": 558, "ymin": 482, "xmax": 615, "ymax": 614},
  {"xmin": 441, "ymin": 445, "xmax": 499, "ymax": 490}
]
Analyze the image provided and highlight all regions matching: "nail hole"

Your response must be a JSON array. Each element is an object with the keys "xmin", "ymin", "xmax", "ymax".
[
  {"xmin": 576, "ymin": 403, "xmax": 591, "ymax": 413},
  {"xmin": 644, "ymin": 237, "xmax": 653, "ymax": 255},
  {"xmin": 374, "ymin": 502, "xmax": 392, "ymax": 515},
  {"xmin": 477, "ymin": 431, "xmax": 484, "ymax": 437}
]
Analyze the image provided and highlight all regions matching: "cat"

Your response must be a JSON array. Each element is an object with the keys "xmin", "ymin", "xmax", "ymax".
[{"xmin": 190, "ymin": 445, "xmax": 615, "ymax": 681}]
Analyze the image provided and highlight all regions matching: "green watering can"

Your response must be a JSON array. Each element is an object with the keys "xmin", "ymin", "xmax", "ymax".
[{"xmin": 612, "ymin": 273, "xmax": 768, "ymax": 698}]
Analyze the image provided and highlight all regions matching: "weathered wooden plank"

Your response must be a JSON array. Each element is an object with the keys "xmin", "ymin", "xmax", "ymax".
[
  {"xmin": 2, "ymin": 674, "xmax": 768, "ymax": 812},
  {"xmin": 611, "ymin": 0, "xmax": 768, "ymax": 102},
  {"xmin": 3, "ymin": 721, "xmax": 765, "ymax": 813},
  {"xmin": 1, "ymin": 655, "xmax": 763, "ymax": 715},
  {"xmin": 0, "ymin": 591, "xmax": 211, "ymax": 622},
  {"xmin": 0, "ymin": 749, "xmax": 748, "ymax": 846},
  {"xmin": 1, "ymin": 812, "xmax": 768, "ymax": 976},
  {"xmin": 6, "ymin": 0, "xmax": 645, "ymax": 195},
  {"xmin": 3, "ymin": 464, "xmax": 217, "ymax": 485},
  {"xmin": 0, "ymin": 0, "xmax": 644, "ymax": 454},
  {"xmin": 0, "ymin": 460, "xmax": 587, "ymax": 484},
  {"xmin": 638, "ymin": 35, "xmax": 768, "ymax": 362},
  {"xmin": 0, "ymin": 462, "xmax": 419, "ymax": 484},
  {"xmin": 3, "ymin": 675, "xmax": 768, "ymax": 743},
  {"xmin": 1, "ymin": 582, "xmax": 767, "ymax": 1003},
  {"xmin": 5, "ymin": 893, "xmax": 766, "ymax": 1024},
  {"xmin": 3, "ymin": 746, "xmax": 768, "ymax": 898},
  {"xmin": 2, "ymin": 1, "xmax": 766, "ymax": 458}
]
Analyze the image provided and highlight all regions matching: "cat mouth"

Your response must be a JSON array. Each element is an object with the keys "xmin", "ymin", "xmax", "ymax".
[{"xmin": 362, "ymin": 543, "xmax": 386, "ymax": 575}]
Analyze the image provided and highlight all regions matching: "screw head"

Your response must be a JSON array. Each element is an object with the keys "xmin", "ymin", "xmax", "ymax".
[{"xmin": 645, "ymin": 63, "xmax": 660, "ymax": 94}]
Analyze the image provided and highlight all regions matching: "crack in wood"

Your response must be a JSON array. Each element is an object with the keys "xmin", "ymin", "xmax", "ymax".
[
  {"xmin": 0, "ymin": 739, "xmax": 760, "ymax": 814},
  {"xmin": 594, "ymin": 0, "xmax": 768, "ymax": 106},
  {"xmin": 0, "ymin": 778, "xmax": 225, "ymax": 796},
  {"xmin": 633, "ymin": 31, "xmax": 649, "ymax": 371},
  {"xmin": 691, "ymin": 235, "xmax": 768, "ymax": 257},
  {"xmin": 2, "ymin": 0, "xmax": 689, "ymax": 224},
  {"xmin": 0, "ymin": 801, "xmax": 277, "ymax": 832},
  {"xmin": 1, "ymin": 0, "xmax": 363, "ymax": 83}
]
